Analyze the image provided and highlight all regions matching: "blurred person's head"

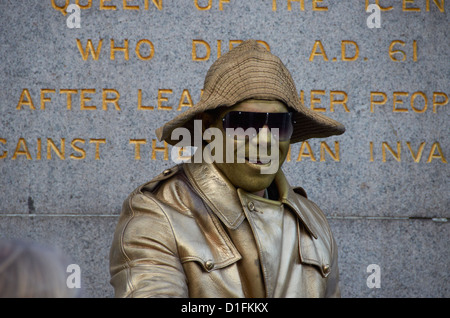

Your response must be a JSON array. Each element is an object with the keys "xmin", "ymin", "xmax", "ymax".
[{"xmin": 0, "ymin": 239, "xmax": 79, "ymax": 298}]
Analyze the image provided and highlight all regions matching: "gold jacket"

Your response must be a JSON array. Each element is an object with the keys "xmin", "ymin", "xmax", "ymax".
[{"xmin": 109, "ymin": 161, "xmax": 340, "ymax": 298}]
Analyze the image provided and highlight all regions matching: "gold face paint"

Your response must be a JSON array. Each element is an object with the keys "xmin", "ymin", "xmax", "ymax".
[{"xmin": 204, "ymin": 99, "xmax": 291, "ymax": 194}]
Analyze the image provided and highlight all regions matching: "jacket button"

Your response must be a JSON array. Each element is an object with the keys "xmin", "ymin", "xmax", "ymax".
[
  {"xmin": 322, "ymin": 264, "xmax": 330, "ymax": 274},
  {"xmin": 247, "ymin": 201, "xmax": 255, "ymax": 211},
  {"xmin": 163, "ymin": 169, "xmax": 171, "ymax": 176},
  {"xmin": 205, "ymin": 260, "xmax": 214, "ymax": 270}
]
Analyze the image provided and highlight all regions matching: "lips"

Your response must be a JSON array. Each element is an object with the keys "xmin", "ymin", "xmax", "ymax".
[{"xmin": 245, "ymin": 157, "xmax": 271, "ymax": 166}]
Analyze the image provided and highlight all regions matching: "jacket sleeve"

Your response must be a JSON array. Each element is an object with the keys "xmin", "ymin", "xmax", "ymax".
[
  {"xmin": 109, "ymin": 190, "xmax": 188, "ymax": 298},
  {"xmin": 306, "ymin": 198, "xmax": 341, "ymax": 298},
  {"xmin": 325, "ymin": 233, "xmax": 341, "ymax": 298}
]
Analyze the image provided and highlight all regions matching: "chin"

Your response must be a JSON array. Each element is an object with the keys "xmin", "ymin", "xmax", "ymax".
[
  {"xmin": 235, "ymin": 173, "xmax": 276, "ymax": 193},
  {"xmin": 215, "ymin": 162, "xmax": 277, "ymax": 192}
]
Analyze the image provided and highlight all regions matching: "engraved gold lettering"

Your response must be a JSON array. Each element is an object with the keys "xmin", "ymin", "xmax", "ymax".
[
  {"xmin": 192, "ymin": 39, "xmax": 210, "ymax": 61},
  {"xmin": 406, "ymin": 141, "xmax": 425, "ymax": 163},
  {"xmin": 312, "ymin": 0, "xmax": 328, "ymax": 11},
  {"xmin": 219, "ymin": 0, "xmax": 230, "ymax": 10},
  {"xmin": 89, "ymin": 139, "xmax": 106, "ymax": 160},
  {"xmin": 76, "ymin": 0, "xmax": 92, "ymax": 9},
  {"xmin": 158, "ymin": 89, "xmax": 173, "ymax": 110},
  {"xmin": 40, "ymin": 89, "xmax": 56, "ymax": 110},
  {"xmin": 433, "ymin": 92, "xmax": 448, "ymax": 113},
  {"xmin": 330, "ymin": 91, "xmax": 350, "ymax": 112},
  {"xmin": 60, "ymin": 89, "xmax": 78, "ymax": 110},
  {"xmin": 389, "ymin": 40, "xmax": 418, "ymax": 62},
  {"xmin": 369, "ymin": 141, "xmax": 374, "ymax": 162},
  {"xmin": 12, "ymin": 138, "xmax": 32, "ymax": 160},
  {"xmin": 297, "ymin": 141, "xmax": 316, "ymax": 161},
  {"xmin": 70, "ymin": 138, "xmax": 86, "ymax": 160},
  {"xmin": 152, "ymin": 139, "xmax": 169, "ymax": 160},
  {"xmin": 341, "ymin": 40, "xmax": 359, "ymax": 61},
  {"xmin": 382, "ymin": 141, "xmax": 401, "ymax": 162},
  {"xmin": 393, "ymin": 92, "xmax": 409, "ymax": 112},
  {"xmin": 403, "ymin": 0, "xmax": 420, "ymax": 11},
  {"xmin": 309, "ymin": 40, "xmax": 328, "ymax": 61},
  {"xmin": 110, "ymin": 39, "xmax": 129, "ymax": 60},
  {"xmin": 16, "ymin": 89, "xmax": 35, "ymax": 110},
  {"xmin": 427, "ymin": 0, "xmax": 445, "ymax": 12},
  {"xmin": 365, "ymin": 0, "xmax": 393, "ymax": 11},
  {"xmin": 256, "ymin": 40, "xmax": 270, "ymax": 51},
  {"xmin": 371, "ymin": 91, "xmax": 446, "ymax": 113},
  {"xmin": 102, "ymin": 89, "xmax": 121, "ymax": 110},
  {"xmin": 137, "ymin": 89, "xmax": 154, "ymax": 110},
  {"xmin": 123, "ymin": 0, "xmax": 139, "ymax": 10},
  {"xmin": 320, "ymin": 141, "xmax": 340, "ymax": 162},
  {"xmin": 427, "ymin": 142, "xmax": 447, "ymax": 163},
  {"xmin": 80, "ymin": 89, "xmax": 96, "ymax": 110},
  {"xmin": 310, "ymin": 90, "xmax": 326, "ymax": 112},
  {"xmin": 0, "ymin": 139, "xmax": 7, "ymax": 159},
  {"xmin": 130, "ymin": 139, "xmax": 147, "ymax": 160},
  {"xmin": 389, "ymin": 40, "xmax": 406, "ymax": 62},
  {"xmin": 77, "ymin": 39, "xmax": 103, "ymax": 61},
  {"xmin": 178, "ymin": 89, "xmax": 194, "ymax": 111},
  {"xmin": 227, "ymin": 40, "xmax": 269, "ymax": 52},
  {"xmin": 300, "ymin": 90, "xmax": 350, "ymax": 112},
  {"xmin": 193, "ymin": 39, "xmax": 269, "ymax": 61},
  {"xmin": 92, "ymin": 0, "xmax": 162, "ymax": 10},
  {"xmin": 50, "ymin": 0, "xmax": 172, "ymax": 12},
  {"xmin": 217, "ymin": 40, "xmax": 222, "ymax": 58},
  {"xmin": 146, "ymin": 0, "xmax": 162, "ymax": 10},
  {"xmin": 47, "ymin": 138, "xmax": 65, "ymax": 160},
  {"xmin": 135, "ymin": 39, "xmax": 155, "ymax": 60},
  {"xmin": 3, "ymin": 138, "xmax": 106, "ymax": 161},
  {"xmin": 77, "ymin": 39, "xmax": 154, "ymax": 61},
  {"xmin": 229, "ymin": 40, "xmax": 243, "ymax": 51},
  {"xmin": 100, "ymin": 0, "xmax": 116, "ymax": 10},
  {"xmin": 177, "ymin": 147, "xmax": 192, "ymax": 161},
  {"xmin": 194, "ymin": 0, "xmax": 212, "ymax": 10},
  {"xmin": 37, "ymin": 138, "xmax": 41, "ymax": 160},
  {"xmin": 273, "ymin": 0, "xmax": 328, "ymax": 11},
  {"xmin": 51, "ymin": 0, "xmax": 69, "ymax": 15},
  {"xmin": 288, "ymin": 0, "xmax": 305, "ymax": 11},
  {"xmin": 410, "ymin": 91, "xmax": 427, "ymax": 113}
]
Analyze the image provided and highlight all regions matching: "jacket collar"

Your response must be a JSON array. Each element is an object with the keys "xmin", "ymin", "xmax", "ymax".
[
  {"xmin": 183, "ymin": 161, "xmax": 319, "ymax": 238},
  {"xmin": 183, "ymin": 161, "xmax": 246, "ymax": 229}
]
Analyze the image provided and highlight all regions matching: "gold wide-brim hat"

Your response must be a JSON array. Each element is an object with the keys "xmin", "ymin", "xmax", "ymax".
[{"xmin": 156, "ymin": 40, "xmax": 345, "ymax": 145}]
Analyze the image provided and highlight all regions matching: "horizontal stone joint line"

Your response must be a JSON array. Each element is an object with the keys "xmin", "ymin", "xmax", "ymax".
[
  {"xmin": 0, "ymin": 213, "xmax": 119, "ymax": 217},
  {"xmin": 327, "ymin": 216, "xmax": 448, "ymax": 222},
  {"xmin": 0, "ymin": 214, "xmax": 447, "ymax": 222}
]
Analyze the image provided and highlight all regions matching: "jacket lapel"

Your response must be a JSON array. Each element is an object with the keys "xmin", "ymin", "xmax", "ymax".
[
  {"xmin": 274, "ymin": 170, "xmax": 333, "ymax": 277},
  {"xmin": 183, "ymin": 161, "xmax": 246, "ymax": 230},
  {"xmin": 184, "ymin": 161, "xmax": 332, "ymax": 278}
]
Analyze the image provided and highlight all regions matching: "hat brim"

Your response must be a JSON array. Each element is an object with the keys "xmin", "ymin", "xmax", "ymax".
[
  {"xmin": 156, "ymin": 98, "xmax": 345, "ymax": 146},
  {"xmin": 156, "ymin": 40, "xmax": 345, "ymax": 146}
]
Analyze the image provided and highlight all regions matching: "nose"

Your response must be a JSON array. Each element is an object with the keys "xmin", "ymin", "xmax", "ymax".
[
  {"xmin": 258, "ymin": 125, "xmax": 271, "ymax": 143},
  {"xmin": 248, "ymin": 125, "xmax": 274, "ymax": 153},
  {"xmin": 246, "ymin": 125, "xmax": 279, "ymax": 164}
]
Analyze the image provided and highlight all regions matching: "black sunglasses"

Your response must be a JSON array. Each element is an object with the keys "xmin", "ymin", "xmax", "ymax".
[{"xmin": 222, "ymin": 111, "xmax": 294, "ymax": 141}]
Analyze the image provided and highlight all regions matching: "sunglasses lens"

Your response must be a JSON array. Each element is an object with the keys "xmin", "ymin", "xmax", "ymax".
[
  {"xmin": 268, "ymin": 113, "xmax": 294, "ymax": 141},
  {"xmin": 222, "ymin": 112, "xmax": 293, "ymax": 141}
]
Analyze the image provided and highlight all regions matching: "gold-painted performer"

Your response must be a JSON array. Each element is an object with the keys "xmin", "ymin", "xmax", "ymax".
[{"xmin": 110, "ymin": 40, "xmax": 345, "ymax": 297}]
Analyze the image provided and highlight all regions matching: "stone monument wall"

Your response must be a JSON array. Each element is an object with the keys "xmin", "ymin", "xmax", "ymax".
[{"xmin": 0, "ymin": 0, "xmax": 448, "ymax": 297}]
